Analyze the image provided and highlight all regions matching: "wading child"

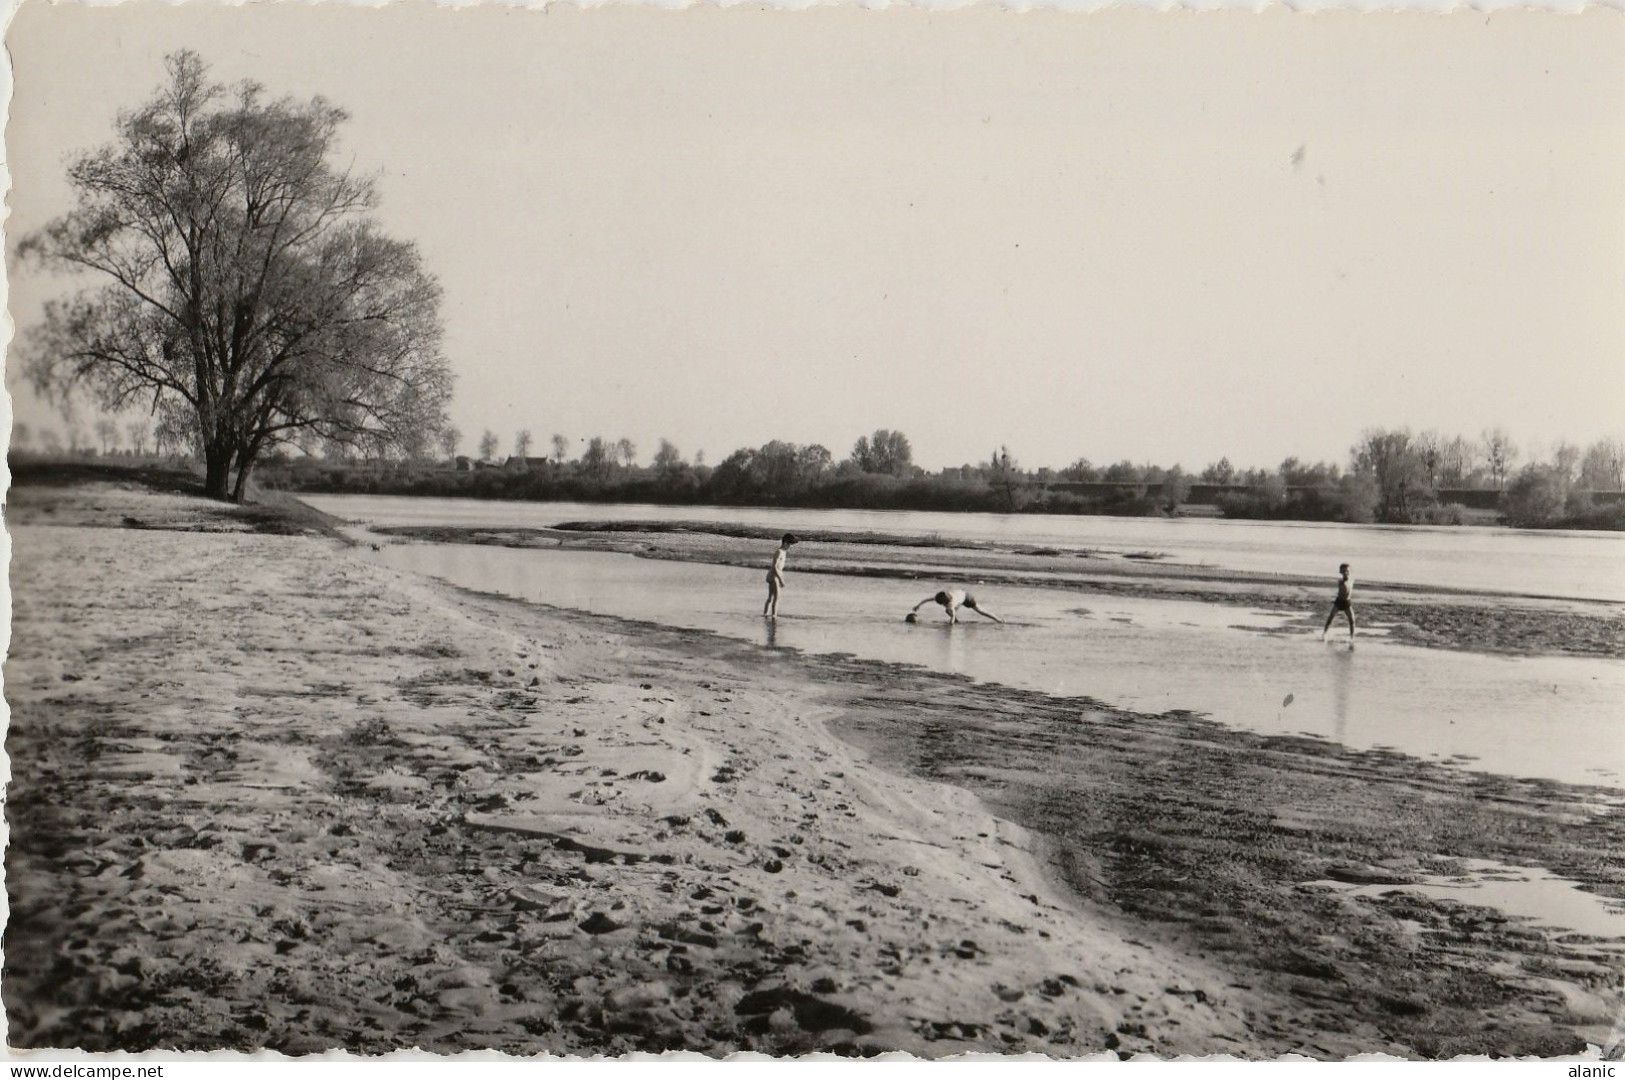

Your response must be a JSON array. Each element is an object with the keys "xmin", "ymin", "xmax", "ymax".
[
  {"xmin": 1321, "ymin": 562, "xmax": 1356, "ymax": 641},
  {"xmin": 763, "ymin": 533, "xmax": 799, "ymax": 620}
]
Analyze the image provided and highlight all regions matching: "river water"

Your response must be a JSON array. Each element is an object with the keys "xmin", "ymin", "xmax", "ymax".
[
  {"xmin": 302, "ymin": 494, "xmax": 1625, "ymax": 602},
  {"xmin": 307, "ymin": 494, "xmax": 1625, "ymax": 792}
]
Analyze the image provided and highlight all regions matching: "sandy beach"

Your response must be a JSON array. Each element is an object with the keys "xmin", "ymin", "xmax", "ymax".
[{"xmin": 6, "ymin": 474, "xmax": 1623, "ymax": 1057}]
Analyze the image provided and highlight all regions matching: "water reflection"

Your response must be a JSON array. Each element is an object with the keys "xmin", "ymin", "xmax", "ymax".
[
  {"xmin": 1314, "ymin": 859, "xmax": 1625, "ymax": 939},
  {"xmin": 1331, "ymin": 646, "xmax": 1355, "ymax": 746},
  {"xmin": 929, "ymin": 621, "xmax": 968, "ymax": 676}
]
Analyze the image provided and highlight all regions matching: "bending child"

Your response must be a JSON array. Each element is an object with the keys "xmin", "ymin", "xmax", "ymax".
[{"xmin": 910, "ymin": 588, "xmax": 1003, "ymax": 625}]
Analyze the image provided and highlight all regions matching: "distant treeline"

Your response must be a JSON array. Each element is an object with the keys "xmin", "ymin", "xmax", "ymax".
[
  {"xmin": 236, "ymin": 425, "xmax": 1625, "ymax": 530},
  {"xmin": 258, "ymin": 451, "xmax": 1169, "ymax": 518},
  {"xmin": 28, "ymin": 424, "xmax": 1625, "ymax": 530}
]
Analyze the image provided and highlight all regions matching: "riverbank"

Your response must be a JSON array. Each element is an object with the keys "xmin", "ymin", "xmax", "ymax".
[
  {"xmin": 245, "ymin": 455, "xmax": 1625, "ymax": 531},
  {"xmin": 6, "ymin": 459, "xmax": 346, "ymax": 539},
  {"xmin": 378, "ymin": 521, "xmax": 1625, "ymax": 661},
  {"xmin": 6, "ymin": 477, "xmax": 1623, "ymax": 1057}
]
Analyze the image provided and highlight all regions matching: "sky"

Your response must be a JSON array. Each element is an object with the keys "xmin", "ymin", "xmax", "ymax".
[{"xmin": 5, "ymin": 5, "xmax": 1623, "ymax": 472}]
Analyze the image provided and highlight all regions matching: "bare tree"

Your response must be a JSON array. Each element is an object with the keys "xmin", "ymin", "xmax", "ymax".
[
  {"xmin": 125, "ymin": 419, "xmax": 150, "ymax": 456},
  {"xmin": 1440, "ymin": 436, "xmax": 1477, "ymax": 488},
  {"xmin": 1162, "ymin": 465, "xmax": 1192, "ymax": 514},
  {"xmin": 581, "ymin": 436, "xmax": 612, "ymax": 479},
  {"xmin": 551, "ymin": 434, "xmax": 570, "ymax": 466},
  {"xmin": 798, "ymin": 443, "xmax": 833, "ymax": 481},
  {"xmin": 849, "ymin": 429, "xmax": 914, "ymax": 476},
  {"xmin": 1413, "ymin": 430, "xmax": 1444, "ymax": 490},
  {"xmin": 94, "ymin": 417, "xmax": 120, "ymax": 455},
  {"xmin": 988, "ymin": 445, "xmax": 1022, "ymax": 512},
  {"xmin": 478, "ymin": 430, "xmax": 500, "ymax": 461},
  {"xmin": 1352, "ymin": 428, "xmax": 1422, "ymax": 522},
  {"xmin": 615, "ymin": 437, "xmax": 637, "ymax": 469},
  {"xmin": 1102, "ymin": 460, "xmax": 1141, "ymax": 483},
  {"xmin": 398, "ymin": 426, "xmax": 432, "ymax": 464},
  {"xmin": 154, "ymin": 399, "xmax": 197, "ymax": 459},
  {"xmin": 1481, "ymin": 428, "xmax": 1518, "ymax": 491},
  {"xmin": 515, "ymin": 429, "xmax": 534, "ymax": 458},
  {"xmin": 653, "ymin": 438, "xmax": 683, "ymax": 474},
  {"xmin": 1580, "ymin": 438, "xmax": 1625, "ymax": 491},
  {"xmin": 1061, "ymin": 457, "xmax": 1100, "ymax": 482},
  {"xmin": 1199, "ymin": 458, "xmax": 1234, "ymax": 485},
  {"xmin": 1550, "ymin": 441, "xmax": 1582, "ymax": 487},
  {"xmin": 437, "ymin": 425, "xmax": 461, "ymax": 460},
  {"xmin": 19, "ymin": 52, "xmax": 450, "ymax": 502}
]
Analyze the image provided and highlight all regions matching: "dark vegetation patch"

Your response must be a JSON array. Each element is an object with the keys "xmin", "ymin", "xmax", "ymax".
[
  {"xmin": 734, "ymin": 987, "xmax": 874, "ymax": 1034},
  {"xmin": 1379, "ymin": 605, "xmax": 1625, "ymax": 660},
  {"xmin": 10, "ymin": 459, "xmax": 206, "ymax": 496}
]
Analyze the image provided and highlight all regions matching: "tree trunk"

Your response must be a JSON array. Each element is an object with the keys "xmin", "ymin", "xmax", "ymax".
[
  {"xmin": 231, "ymin": 458, "xmax": 254, "ymax": 504},
  {"xmin": 203, "ymin": 442, "xmax": 234, "ymax": 501}
]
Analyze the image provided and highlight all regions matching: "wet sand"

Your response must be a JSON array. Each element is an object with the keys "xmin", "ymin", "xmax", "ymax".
[{"xmin": 6, "ymin": 479, "xmax": 1624, "ymax": 1057}]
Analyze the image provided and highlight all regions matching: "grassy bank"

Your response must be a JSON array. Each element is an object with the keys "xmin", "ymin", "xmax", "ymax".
[{"xmin": 7, "ymin": 458, "xmax": 346, "ymax": 539}]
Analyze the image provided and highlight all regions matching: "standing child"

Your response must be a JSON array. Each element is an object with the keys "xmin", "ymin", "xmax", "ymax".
[
  {"xmin": 763, "ymin": 533, "xmax": 799, "ymax": 620},
  {"xmin": 1321, "ymin": 562, "xmax": 1356, "ymax": 641}
]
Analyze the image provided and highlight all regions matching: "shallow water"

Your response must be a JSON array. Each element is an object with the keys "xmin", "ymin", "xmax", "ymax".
[
  {"xmin": 305, "ymin": 494, "xmax": 1625, "ymax": 603},
  {"xmin": 1312, "ymin": 860, "xmax": 1625, "ymax": 940},
  {"xmin": 358, "ymin": 538, "xmax": 1625, "ymax": 791}
]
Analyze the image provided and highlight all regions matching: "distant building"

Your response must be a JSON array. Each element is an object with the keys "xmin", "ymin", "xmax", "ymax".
[
  {"xmin": 503, "ymin": 456, "xmax": 552, "ymax": 472},
  {"xmin": 454, "ymin": 455, "xmax": 474, "ymax": 472}
]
